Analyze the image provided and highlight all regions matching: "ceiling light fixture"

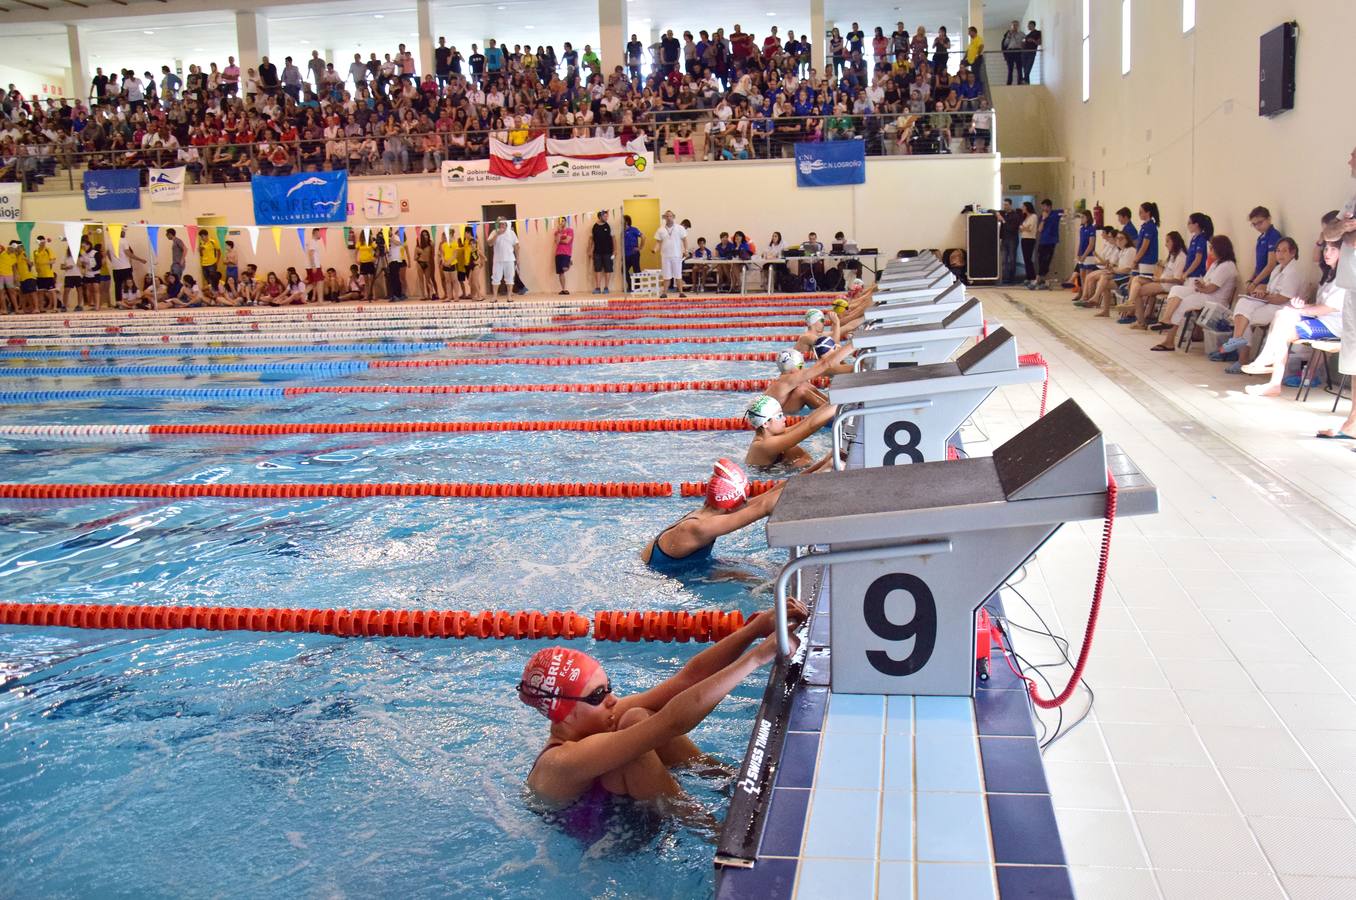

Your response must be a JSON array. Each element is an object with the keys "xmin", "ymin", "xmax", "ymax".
[
  {"xmin": 143, "ymin": 30, "xmax": 155, "ymax": 35},
  {"xmin": 374, "ymin": 14, "xmax": 384, "ymax": 19}
]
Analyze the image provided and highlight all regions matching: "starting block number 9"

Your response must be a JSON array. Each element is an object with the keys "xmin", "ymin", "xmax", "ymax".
[{"xmin": 863, "ymin": 573, "xmax": 937, "ymax": 676}]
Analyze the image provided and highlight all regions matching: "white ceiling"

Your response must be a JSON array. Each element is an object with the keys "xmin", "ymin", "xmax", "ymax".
[{"xmin": 0, "ymin": 0, "xmax": 1031, "ymax": 86}]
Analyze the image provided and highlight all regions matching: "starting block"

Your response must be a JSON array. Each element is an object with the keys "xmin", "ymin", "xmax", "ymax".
[
  {"xmin": 767, "ymin": 399, "xmax": 1158, "ymax": 695},
  {"xmin": 850, "ymin": 298, "xmax": 986, "ymax": 370},
  {"xmin": 866, "ymin": 281, "xmax": 970, "ymax": 327},
  {"xmin": 881, "ymin": 252, "xmax": 942, "ymax": 281},
  {"xmin": 875, "ymin": 271, "xmax": 956, "ymax": 302},
  {"xmin": 831, "ymin": 327, "xmax": 1046, "ymax": 468}
]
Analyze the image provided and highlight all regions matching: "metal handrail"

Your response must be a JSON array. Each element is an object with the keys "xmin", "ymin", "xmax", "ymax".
[
  {"xmin": 853, "ymin": 346, "xmax": 925, "ymax": 371},
  {"xmin": 773, "ymin": 540, "xmax": 953, "ymax": 657}
]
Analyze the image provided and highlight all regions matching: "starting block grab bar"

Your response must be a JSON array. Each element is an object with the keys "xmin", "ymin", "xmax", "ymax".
[
  {"xmin": 831, "ymin": 400, "xmax": 936, "ymax": 471},
  {"xmin": 774, "ymin": 540, "xmax": 954, "ymax": 657},
  {"xmin": 854, "ymin": 347, "xmax": 925, "ymax": 371}
]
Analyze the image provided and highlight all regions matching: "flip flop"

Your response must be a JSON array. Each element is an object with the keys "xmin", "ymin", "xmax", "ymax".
[{"xmin": 1315, "ymin": 432, "xmax": 1356, "ymax": 441}]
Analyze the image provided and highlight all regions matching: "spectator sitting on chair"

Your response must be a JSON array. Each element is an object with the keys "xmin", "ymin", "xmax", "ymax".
[
  {"xmin": 1214, "ymin": 237, "xmax": 1302, "ymax": 372},
  {"xmin": 1127, "ymin": 230, "xmax": 1188, "ymax": 328},
  {"xmin": 690, "ymin": 238, "xmax": 713, "ymax": 290},
  {"xmin": 1151, "ymin": 235, "xmax": 1240, "ymax": 351},
  {"xmin": 1243, "ymin": 240, "xmax": 1346, "ymax": 395}
]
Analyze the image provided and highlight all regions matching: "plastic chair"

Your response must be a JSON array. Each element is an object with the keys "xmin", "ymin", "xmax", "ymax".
[{"xmin": 1294, "ymin": 340, "xmax": 1343, "ymax": 405}]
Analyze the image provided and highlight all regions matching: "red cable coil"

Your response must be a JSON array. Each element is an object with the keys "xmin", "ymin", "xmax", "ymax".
[
  {"xmin": 0, "ymin": 481, "xmax": 675, "ymax": 500},
  {"xmin": 1018, "ymin": 353, "xmax": 1050, "ymax": 418}
]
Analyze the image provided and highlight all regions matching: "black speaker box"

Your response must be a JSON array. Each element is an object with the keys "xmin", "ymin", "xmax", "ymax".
[{"xmin": 1259, "ymin": 22, "xmax": 1297, "ymax": 117}]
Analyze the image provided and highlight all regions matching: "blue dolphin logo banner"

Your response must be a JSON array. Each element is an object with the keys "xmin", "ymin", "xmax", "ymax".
[
  {"xmin": 794, "ymin": 141, "xmax": 866, "ymax": 188},
  {"xmin": 83, "ymin": 170, "xmax": 142, "ymax": 211},
  {"xmin": 251, "ymin": 171, "xmax": 349, "ymax": 225}
]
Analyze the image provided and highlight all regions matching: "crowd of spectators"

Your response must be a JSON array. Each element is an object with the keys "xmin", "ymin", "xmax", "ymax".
[{"xmin": 0, "ymin": 18, "xmax": 1015, "ymax": 189}]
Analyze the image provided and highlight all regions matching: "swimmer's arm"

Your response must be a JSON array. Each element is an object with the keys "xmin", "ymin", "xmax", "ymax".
[
  {"xmin": 765, "ymin": 404, "xmax": 837, "ymax": 453},
  {"xmin": 546, "ymin": 639, "xmax": 780, "ymax": 784},
  {"xmin": 828, "ymin": 310, "xmax": 843, "ymax": 343},
  {"xmin": 693, "ymin": 484, "xmax": 784, "ymax": 539},
  {"xmin": 797, "ymin": 342, "xmax": 854, "ymax": 385}
]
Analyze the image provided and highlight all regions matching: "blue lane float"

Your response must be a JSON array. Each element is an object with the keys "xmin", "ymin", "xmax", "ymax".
[
  {"xmin": 0, "ymin": 342, "xmax": 450, "ymax": 360},
  {"xmin": 0, "ymin": 388, "xmax": 287, "ymax": 402},
  {"xmin": 0, "ymin": 362, "xmax": 371, "ymax": 378}
]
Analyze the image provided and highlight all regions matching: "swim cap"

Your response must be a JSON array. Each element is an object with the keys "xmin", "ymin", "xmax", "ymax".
[
  {"xmin": 519, "ymin": 646, "xmax": 602, "ymax": 723},
  {"xmin": 813, "ymin": 336, "xmax": 837, "ymax": 359},
  {"xmin": 777, "ymin": 348, "xmax": 805, "ymax": 373},
  {"xmin": 832, "ymin": 296, "xmax": 850, "ymax": 314},
  {"xmin": 706, "ymin": 458, "xmax": 749, "ymax": 510},
  {"xmin": 805, "ymin": 309, "xmax": 824, "ymax": 327},
  {"xmin": 746, "ymin": 394, "xmax": 784, "ymax": 429}
]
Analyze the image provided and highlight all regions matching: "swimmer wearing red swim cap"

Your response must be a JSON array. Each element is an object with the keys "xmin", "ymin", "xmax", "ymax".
[
  {"xmin": 641, "ymin": 458, "xmax": 783, "ymax": 570},
  {"xmin": 521, "ymin": 599, "xmax": 809, "ymax": 806}
]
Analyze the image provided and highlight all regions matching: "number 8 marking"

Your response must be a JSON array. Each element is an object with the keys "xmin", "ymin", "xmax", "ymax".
[
  {"xmin": 882, "ymin": 420, "xmax": 923, "ymax": 465},
  {"xmin": 863, "ymin": 572, "xmax": 937, "ymax": 676}
]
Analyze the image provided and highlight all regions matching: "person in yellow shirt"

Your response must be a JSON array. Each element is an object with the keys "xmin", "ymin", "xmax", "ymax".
[
  {"xmin": 0, "ymin": 241, "xmax": 18, "ymax": 314},
  {"xmin": 198, "ymin": 234, "xmax": 222, "ymax": 291},
  {"xmin": 456, "ymin": 227, "xmax": 482, "ymax": 301},
  {"xmin": 12, "ymin": 244, "xmax": 37, "ymax": 314},
  {"xmin": 965, "ymin": 26, "xmax": 985, "ymax": 85},
  {"xmin": 32, "ymin": 235, "xmax": 57, "ymax": 313},
  {"xmin": 438, "ymin": 231, "xmax": 464, "ymax": 300},
  {"xmin": 354, "ymin": 232, "xmax": 378, "ymax": 300}
]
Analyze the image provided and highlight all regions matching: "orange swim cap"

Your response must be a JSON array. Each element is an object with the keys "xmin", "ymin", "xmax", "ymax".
[{"xmin": 518, "ymin": 646, "xmax": 602, "ymax": 722}]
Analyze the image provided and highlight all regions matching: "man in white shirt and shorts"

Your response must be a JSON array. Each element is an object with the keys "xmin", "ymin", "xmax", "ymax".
[
  {"xmin": 654, "ymin": 210, "xmax": 688, "ymax": 298},
  {"xmin": 488, "ymin": 219, "xmax": 519, "ymax": 297}
]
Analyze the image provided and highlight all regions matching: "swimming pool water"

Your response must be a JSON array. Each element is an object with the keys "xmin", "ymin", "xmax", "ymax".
[{"xmin": 0, "ymin": 332, "xmax": 825, "ymax": 898}]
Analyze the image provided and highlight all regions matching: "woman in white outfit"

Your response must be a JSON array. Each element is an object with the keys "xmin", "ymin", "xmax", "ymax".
[
  {"xmin": 1244, "ymin": 240, "xmax": 1346, "ymax": 397},
  {"xmin": 1216, "ymin": 237, "xmax": 1302, "ymax": 371},
  {"xmin": 759, "ymin": 232, "xmax": 785, "ymax": 291},
  {"xmin": 1151, "ymin": 235, "xmax": 1239, "ymax": 352},
  {"xmin": 1127, "ymin": 230, "xmax": 1187, "ymax": 328}
]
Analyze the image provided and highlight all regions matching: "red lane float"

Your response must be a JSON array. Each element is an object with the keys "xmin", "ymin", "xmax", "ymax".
[
  {"xmin": 281, "ymin": 378, "xmax": 787, "ymax": 396},
  {"xmin": 497, "ymin": 321, "xmax": 803, "ymax": 333},
  {"xmin": 368, "ymin": 352, "xmax": 777, "ymax": 368},
  {"xmin": 592, "ymin": 609, "xmax": 746, "ymax": 643},
  {"xmin": 550, "ymin": 310, "xmax": 816, "ymax": 323},
  {"xmin": 0, "ymin": 481, "xmax": 674, "ymax": 500},
  {"xmin": 444, "ymin": 336, "xmax": 796, "ymax": 349},
  {"xmin": 0, "ymin": 602, "xmax": 748, "ymax": 644},
  {"xmin": 679, "ymin": 479, "xmax": 785, "ymax": 498},
  {"xmin": 141, "ymin": 417, "xmax": 801, "ymax": 437}
]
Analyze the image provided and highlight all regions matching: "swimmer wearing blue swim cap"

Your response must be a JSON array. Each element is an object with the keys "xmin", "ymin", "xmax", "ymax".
[
  {"xmin": 523, "ymin": 599, "xmax": 808, "ymax": 808},
  {"xmin": 744, "ymin": 394, "xmax": 838, "ymax": 470}
]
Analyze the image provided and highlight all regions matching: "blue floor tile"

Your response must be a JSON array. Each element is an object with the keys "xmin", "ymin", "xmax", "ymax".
[
  {"xmin": 978, "ymin": 737, "xmax": 1048, "ymax": 794},
  {"xmin": 880, "ymin": 792, "xmax": 914, "ymax": 861},
  {"xmin": 914, "ymin": 696, "xmax": 975, "ymax": 741},
  {"xmin": 986, "ymin": 794, "xmax": 1067, "ymax": 866},
  {"xmin": 760, "ymin": 788, "xmax": 810, "ymax": 858},
  {"xmin": 795, "ymin": 858, "xmax": 875, "ymax": 899},
  {"xmin": 916, "ymin": 732, "xmax": 982, "ymax": 793},
  {"xmin": 777, "ymin": 732, "xmax": 820, "ymax": 789},
  {"xmin": 788, "ymin": 687, "xmax": 829, "ymax": 733},
  {"xmin": 918, "ymin": 863, "xmax": 997, "ymax": 900},
  {"xmin": 916, "ymin": 792, "xmax": 991, "ymax": 863},
  {"xmin": 803, "ymin": 789, "xmax": 880, "ymax": 859},
  {"xmin": 816, "ymin": 731, "xmax": 883, "ymax": 790},
  {"xmin": 716, "ymin": 856, "xmax": 798, "ymax": 900},
  {"xmin": 995, "ymin": 864, "xmax": 1075, "ymax": 899},
  {"xmin": 824, "ymin": 693, "xmax": 886, "ymax": 733},
  {"xmin": 974, "ymin": 687, "xmax": 1037, "ymax": 738},
  {"xmin": 878, "ymin": 861, "xmax": 916, "ymax": 900},
  {"xmin": 883, "ymin": 731, "xmax": 914, "ymax": 792},
  {"xmin": 887, "ymin": 695, "xmax": 914, "ymax": 734}
]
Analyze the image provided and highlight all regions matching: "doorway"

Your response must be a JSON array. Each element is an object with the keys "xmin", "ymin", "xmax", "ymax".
[
  {"xmin": 622, "ymin": 198, "xmax": 660, "ymax": 290},
  {"xmin": 480, "ymin": 203, "xmax": 525, "ymax": 294}
]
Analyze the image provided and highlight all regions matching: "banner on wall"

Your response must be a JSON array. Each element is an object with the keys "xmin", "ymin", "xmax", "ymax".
[
  {"xmin": 148, "ymin": 167, "xmax": 186, "ymax": 203},
  {"xmin": 0, "ymin": 182, "xmax": 20, "ymax": 221},
  {"xmin": 82, "ymin": 170, "xmax": 141, "ymax": 211},
  {"xmin": 251, "ymin": 171, "xmax": 349, "ymax": 225},
  {"xmin": 440, "ymin": 150, "xmax": 652, "ymax": 189},
  {"xmin": 794, "ymin": 140, "xmax": 866, "ymax": 188}
]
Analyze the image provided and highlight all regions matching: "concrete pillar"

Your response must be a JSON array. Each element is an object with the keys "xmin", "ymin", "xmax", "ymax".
[
  {"xmin": 67, "ymin": 25, "xmax": 89, "ymax": 103},
  {"xmin": 598, "ymin": 0, "xmax": 626, "ymax": 76},
  {"xmin": 235, "ymin": 11, "xmax": 270, "ymax": 76},
  {"xmin": 809, "ymin": 0, "xmax": 825, "ymax": 77},
  {"xmin": 968, "ymin": 0, "xmax": 985, "ymax": 35},
  {"xmin": 416, "ymin": 0, "xmax": 435, "ymax": 77}
]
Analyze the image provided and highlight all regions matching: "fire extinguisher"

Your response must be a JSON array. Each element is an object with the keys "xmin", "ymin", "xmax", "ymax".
[{"xmin": 1092, "ymin": 202, "xmax": 1104, "ymax": 228}]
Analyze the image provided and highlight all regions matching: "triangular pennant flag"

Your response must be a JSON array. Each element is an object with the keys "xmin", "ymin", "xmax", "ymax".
[
  {"xmin": 15, "ymin": 221, "xmax": 34, "ymax": 254},
  {"xmin": 215, "ymin": 226, "xmax": 228, "ymax": 251},
  {"xmin": 397, "ymin": 226, "xmax": 406, "ymax": 244},
  {"xmin": 146, "ymin": 225, "xmax": 160, "ymax": 258},
  {"xmin": 63, "ymin": 221, "xmax": 85, "ymax": 258},
  {"xmin": 246, "ymin": 226, "xmax": 259, "ymax": 254},
  {"xmin": 470, "ymin": 223, "xmax": 477, "ymax": 239},
  {"xmin": 382, "ymin": 226, "xmax": 391, "ymax": 248},
  {"xmin": 318, "ymin": 228, "xmax": 328, "ymax": 249},
  {"xmin": 107, "ymin": 223, "xmax": 124, "ymax": 259},
  {"xmin": 271, "ymin": 227, "xmax": 282, "ymax": 253},
  {"xmin": 186, "ymin": 225, "xmax": 198, "ymax": 253},
  {"xmin": 296, "ymin": 227, "xmax": 306, "ymax": 251},
  {"xmin": 362, "ymin": 227, "xmax": 371, "ymax": 243}
]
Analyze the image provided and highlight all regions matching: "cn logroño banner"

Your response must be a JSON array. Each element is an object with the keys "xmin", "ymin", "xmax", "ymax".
[{"xmin": 440, "ymin": 151, "xmax": 652, "ymax": 189}]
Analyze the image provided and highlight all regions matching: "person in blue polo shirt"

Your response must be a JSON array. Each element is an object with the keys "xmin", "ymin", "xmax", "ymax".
[
  {"xmin": 1115, "ymin": 206, "xmax": 1139, "ymax": 245},
  {"xmin": 1029, "ymin": 199, "xmax": 1064, "ymax": 290},
  {"xmin": 1132, "ymin": 202, "xmax": 1160, "ymax": 276},
  {"xmin": 1243, "ymin": 205, "xmax": 1283, "ymax": 295},
  {"xmin": 622, "ymin": 215, "xmax": 644, "ymax": 290},
  {"xmin": 1182, "ymin": 212, "xmax": 1214, "ymax": 280}
]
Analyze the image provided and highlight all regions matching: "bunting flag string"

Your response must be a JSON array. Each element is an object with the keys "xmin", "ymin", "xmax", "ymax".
[
  {"xmin": 245, "ymin": 226, "xmax": 260, "ymax": 254},
  {"xmin": 15, "ymin": 222, "xmax": 35, "ymax": 254},
  {"xmin": 270, "ymin": 226, "xmax": 282, "ymax": 253},
  {"xmin": 106, "ymin": 223, "xmax": 124, "ymax": 259},
  {"xmin": 146, "ymin": 225, "xmax": 160, "ymax": 257},
  {"xmin": 63, "ymin": 222, "xmax": 84, "ymax": 258},
  {"xmin": 215, "ymin": 226, "xmax": 229, "ymax": 252},
  {"xmin": 185, "ymin": 225, "xmax": 199, "ymax": 254},
  {"xmin": 296, "ymin": 227, "xmax": 307, "ymax": 252}
]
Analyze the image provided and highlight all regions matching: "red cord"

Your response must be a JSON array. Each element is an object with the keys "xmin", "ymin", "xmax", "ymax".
[{"xmin": 1021, "ymin": 472, "xmax": 1118, "ymax": 709}]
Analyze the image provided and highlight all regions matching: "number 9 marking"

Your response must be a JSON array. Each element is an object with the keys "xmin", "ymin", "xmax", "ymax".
[{"xmin": 863, "ymin": 572, "xmax": 937, "ymax": 676}]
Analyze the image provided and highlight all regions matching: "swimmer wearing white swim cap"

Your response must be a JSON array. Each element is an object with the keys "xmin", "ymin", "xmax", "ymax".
[
  {"xmin": 744, "ymin": 394, "xmax": 838, "ymax": 470},
  {"xmin": 522, "ymin": 596, "xmax": 809, "ymax": 808},
  {"xmin": 765, "ymin": 341, "xmax": 855, "ymax": 413}
]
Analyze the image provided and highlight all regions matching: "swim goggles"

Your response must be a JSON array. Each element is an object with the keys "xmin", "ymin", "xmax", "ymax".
[{"xmin": 516, "ymin": 680, "xmax": 614, "ymax": 707}]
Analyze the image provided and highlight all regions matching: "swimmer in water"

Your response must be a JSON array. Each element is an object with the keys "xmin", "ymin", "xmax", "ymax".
[
  {"xmin": 642, "ymin": 459, "xmax": 785, "ymax": 570},
  {"xmin": 521, "ymin": 599, "xmax": 809, "ymax": 806},
  {"xmin": 744, "ymin": 394, "xmax": 837, "ymax": 470},
  {"xmin": 767, "ymin": 341, "xmax": 855, "ymax": 412},
  {"xmin": 792, "ymin": 308, "xmax": 843, "ymax": 358}
]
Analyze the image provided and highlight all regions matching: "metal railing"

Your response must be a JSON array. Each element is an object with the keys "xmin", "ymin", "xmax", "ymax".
[
  {"xmin": 5, "ymin": 111, "xmax": 996, "ymax": 194},
  {"xmin": 980, "ymin": 48, "xmax": 1044, "ymax": 87}
]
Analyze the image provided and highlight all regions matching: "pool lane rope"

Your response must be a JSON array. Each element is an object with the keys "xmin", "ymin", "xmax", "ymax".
[
  {"xmin": 0, "ymin": 352, "xmax": 779, "ymax": 379},
  {"xmin": 0, "ymin": 481, "xmax": 675, "ymax": 499},
  {"xmin": 0, "ymin": 602, "xmax": 746, "ymax": 643},
  {"xmin": 497, "ymin": 321, "xmax": 803, "ymax": 333},
  {"xmin": 445, "ymin": 336, "xmax": 797, "ymax": 348},
  {"xmin": 0, "ymin": 416, "xmax": 798, "ymax": 439}
]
